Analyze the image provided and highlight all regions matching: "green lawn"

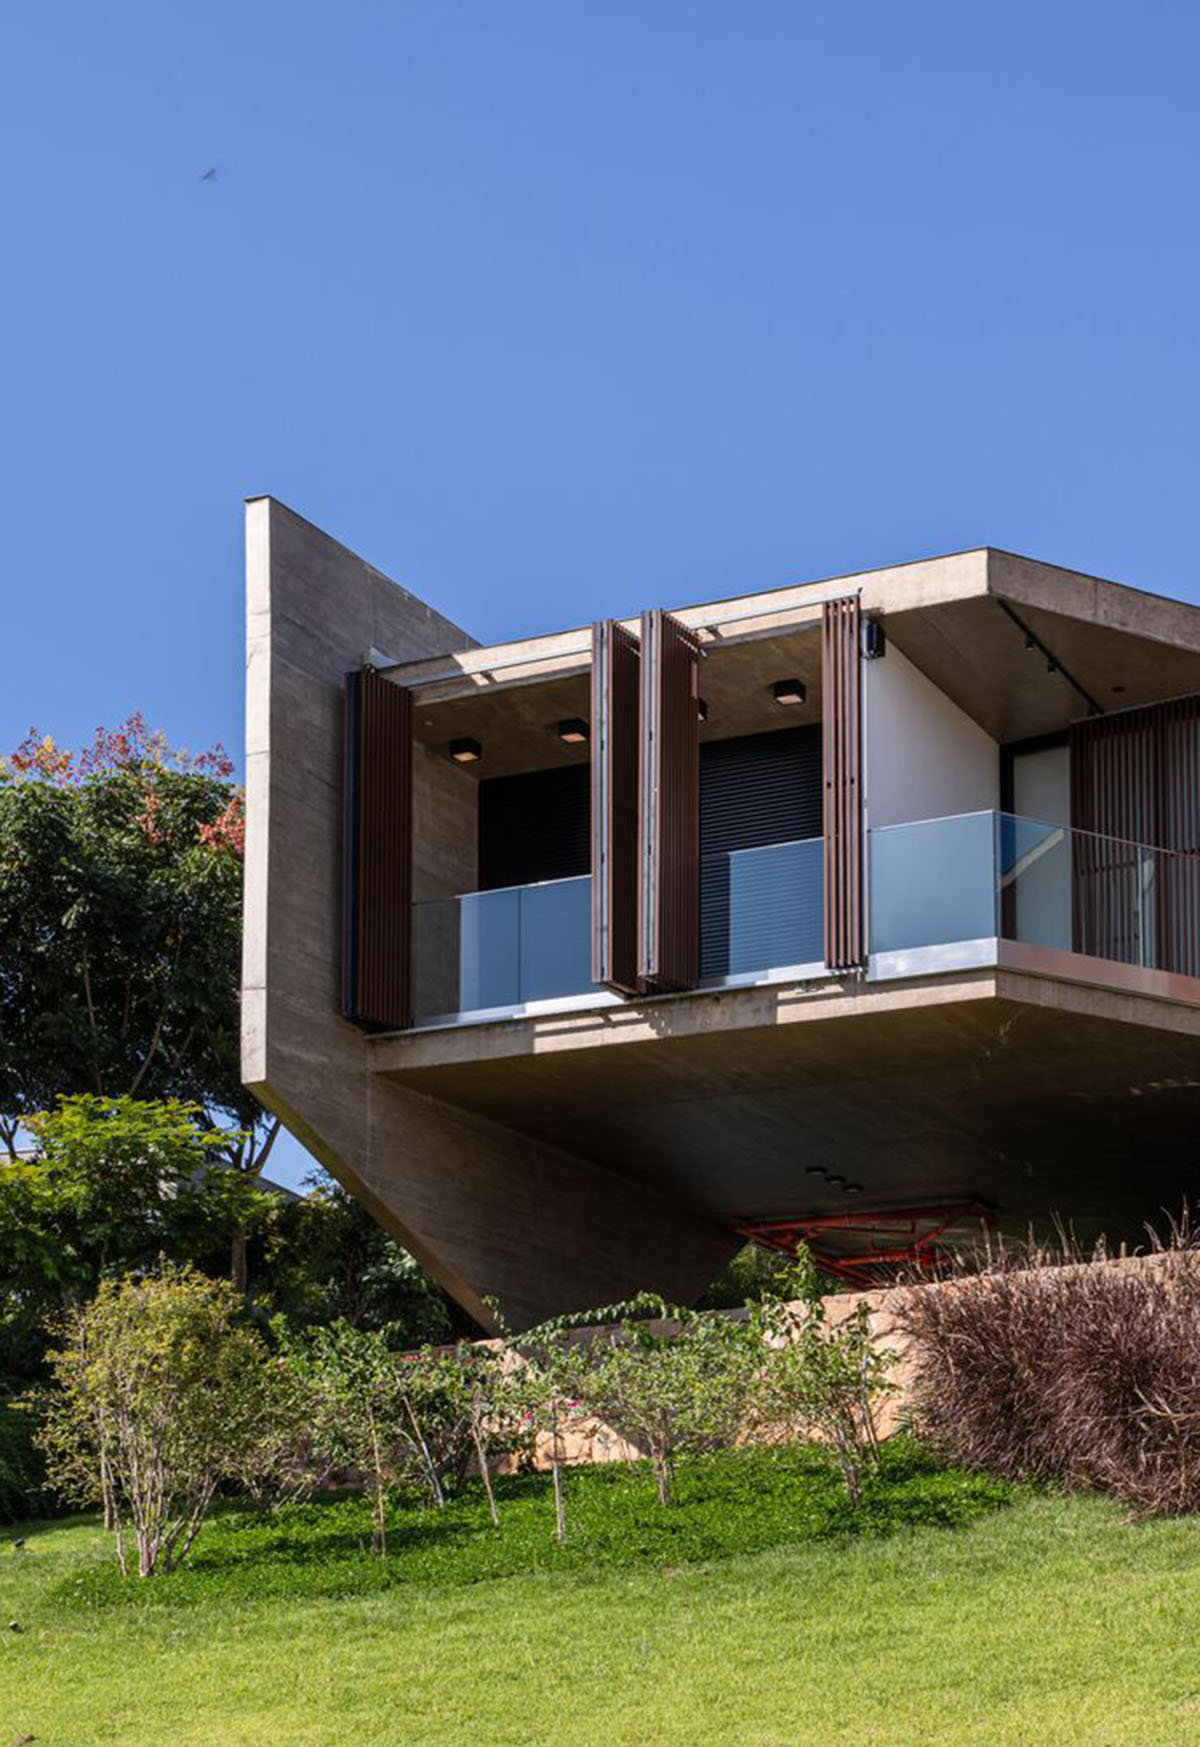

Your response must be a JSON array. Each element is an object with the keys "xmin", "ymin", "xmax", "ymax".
[{"xmin": 3, "ymin": 1446, "xmax": 1200, "ymax": 1745}]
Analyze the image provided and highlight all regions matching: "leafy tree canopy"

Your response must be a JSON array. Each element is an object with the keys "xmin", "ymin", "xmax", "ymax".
[{"xmin": 0, "ymin": 718, "xmax": 250, "ymax": 1155}]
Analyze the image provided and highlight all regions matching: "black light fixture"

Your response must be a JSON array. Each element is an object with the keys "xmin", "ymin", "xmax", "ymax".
[
  {"xmin": 826, "ymin": 1173, "xmax": 846, "ymax": 1187},
  {"xmin": 557, "ymin": 718, "xmax": 589, "ymax": 745},
  {"xmin": 449, "ymin": 737, "xmax": 482, "ymax": 765},
  {"xmin": 772, "ymin": 678, "xmax": 807, "ymax": 707},
  {"xmin": 805, "ymin": 1164, "xmax": 826, "ymax": 1177},
  {"xmin": 698, "ymin": 697, "xmax": 708, "ymax": 722},
  {"xmin": 844, "ymin": 1182, "xmax": 863, "ymax": 1195}
]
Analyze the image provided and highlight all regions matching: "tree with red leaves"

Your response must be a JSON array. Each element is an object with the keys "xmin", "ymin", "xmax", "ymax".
[{"xmin": 0, "ymin": 717, "xmax": 270, "ymax": 1176}]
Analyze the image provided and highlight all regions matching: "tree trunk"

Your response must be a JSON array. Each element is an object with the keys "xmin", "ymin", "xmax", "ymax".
[
  {"xmin": 471, "ymin": 1423, "xmax": 500, "ymax": 1530},
  {"xmin": 230, "ymin": 1227, "xmax": 248, "ymax": 1296}
]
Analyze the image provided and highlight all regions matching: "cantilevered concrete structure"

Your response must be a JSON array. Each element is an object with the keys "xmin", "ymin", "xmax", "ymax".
[{"xmin": 243, "ymin": 499, "xmax": 1200, "ymax": 1326}]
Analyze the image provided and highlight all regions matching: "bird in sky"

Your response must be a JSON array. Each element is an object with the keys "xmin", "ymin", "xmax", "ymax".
[{"xmin": 200, "ymin": 167, "xmax": 218, "ymax": 181}]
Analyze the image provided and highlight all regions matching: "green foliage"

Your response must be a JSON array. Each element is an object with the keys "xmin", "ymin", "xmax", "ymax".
[
  {"xmin": 278, "ymin": 1322, "xmax": 461, "ymax": 1553},
  {"xmin": 753, "ymin": 1287, "xmax": 894, "ymax": 1506},
  {"xmin": 48, "ymin": 1437, "xmax": 1011, "ymax": 1609},
  {"xmin": 0, "ymin": 720, "xmax": 249, "ymax": 1140},
  {"xmin": 266, "ymin": 1173, "xmax": 458, "ymax": 1347},
  {"xmin": 0, "ymin": 1399, "xmax": 45, "ymax": 1524},
  {"xmin": 36, "ymin": 1266, "xmax": 284, "ymax": 1576},
  {"xmin": 561, "ymin": 1305, "xmax": 761, "ymax": 1507},
  {"xmin": 0, "ymin": 1096, "xmax": 278, "ymax": 1398},
  {"xmin": 698, "ymin": 1241, "xmax": 815, "ymax": 1308}
]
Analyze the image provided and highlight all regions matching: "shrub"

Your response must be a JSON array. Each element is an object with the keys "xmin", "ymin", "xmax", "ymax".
[
  {"xmin": 565, "ymin": 1301, "xmax": 761, "ymax": 1508},
  {"xmin": 36, "ymin": 1266, "xmax": 285, "ymax": 1573},
  {"xmin": 896, "ymin": 1232, "xmax": 1200, "ymax": 1516},
  {"xmin": 752, "ymin": 1262, "xmax": 894, "ymax": 1507}
]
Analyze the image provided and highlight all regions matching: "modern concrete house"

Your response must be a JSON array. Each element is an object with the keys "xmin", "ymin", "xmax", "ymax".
[{"xmin": 243, "ymin": 498, "xmax": 1200, "ymax": 1327}]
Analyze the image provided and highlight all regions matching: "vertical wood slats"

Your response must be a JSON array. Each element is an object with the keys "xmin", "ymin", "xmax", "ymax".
[
  {"xmin": 638, "ymin": 609, "xmax": 701, "ymax": 992},
  {"xmin": 822, "ymin": 596, "xmax": 865, "ymax": 972},
  {"xmin": 591, "ymin": 620, "xmax": 642, "ymax": 993},
  {"xmin": 1071, "ymin": 694, "xmax": 1200, "ymax": 977},
  {"xmin": 342, "ymin": 668, "xmax": 414, "ymax": 1029}
]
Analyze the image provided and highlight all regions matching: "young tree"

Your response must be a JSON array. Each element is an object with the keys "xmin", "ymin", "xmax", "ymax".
[
  {"xmin": 752, "ymin": 1260, "xmax": 893, "ymax": 1507},
  {"xmin": 418, "ymin": 1343, "xmax": 528, "ymax": 1530},
  {"xmin": 37, "ymin": 1267, "xmax": 282, "ymax": 1575},
  {"xmin": 279, "ymin": 1321, "xmax": 449, "ymax": 1555},
  {"xmin": 576, "ymin": 1300, "xmax": 760, "ymax": 1506}
]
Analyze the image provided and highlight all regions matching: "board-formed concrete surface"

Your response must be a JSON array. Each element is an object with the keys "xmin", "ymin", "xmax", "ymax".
[{"xmin": 242, "ymin": 497, "xmax": 736, "ymax": 1328}]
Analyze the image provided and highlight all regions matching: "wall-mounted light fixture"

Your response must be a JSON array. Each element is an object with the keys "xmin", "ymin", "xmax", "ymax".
[
  {"xmin": 697, "ymin": 698, "xmax": 708, "ymax": 722},
  {"xmin": 772, "ymin": 678, "xmax": 807, "ymax": 707},
  {"xmin": 449, "ymin": 737, "xmax": 482, "ymax": 764},
  {"xmin": 557, "ymin": 718, "xmax": 589, "ymax": 745}
]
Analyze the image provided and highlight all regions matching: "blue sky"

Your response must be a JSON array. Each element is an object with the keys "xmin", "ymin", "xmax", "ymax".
[{"xmin": 4, "ymin": 2, "xmax": 1199, "ymax": 1186}]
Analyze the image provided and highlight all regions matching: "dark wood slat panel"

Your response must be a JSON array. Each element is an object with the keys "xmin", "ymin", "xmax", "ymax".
[
  {"xmin": 1071, "ymin": 693, "xmax": 1200, "ymax": 977},
  {"xmin": 639, "ymin": 609, "xmax": 701, "ymax": 992},
  {"xmin": 342, "ymin": 668, "xmax": 413, "ymax": 1030},
  {"xmin": 591, "ymin": 620, "xmax": 642, "ymax": 993},
  {"xmin": 822, "ymin": 597, "xmax": 864, "ymax": 971}
]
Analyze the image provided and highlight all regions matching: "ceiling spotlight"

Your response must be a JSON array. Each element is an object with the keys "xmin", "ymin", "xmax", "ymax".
[
  {"xmin": 1046, "ymin": 660, "xmax": 1058, "ymax": 676},
  {"xmin": 772, "ymin": 678, "xmax": 807, "ymax": 707},
  {"xmin": 844, "ymin": 1182, "xmax": 863, "ymax": 1195},
  {"xmin": 805, "ymin": 1164, "xmax": 826, "ymax": 1177},
  {"xmin": 557, "ymin": 718, "xmax": 589, "ymax": 745},
  {"xmin": 1025, "ymin": 634, "xmax": 1036, "ymax": 651},
  {"xmin": 449, "ymin": 737, "xmax": 482, "ymax": 765},
  {"xmin": 826, "ymin": 1173, "xmax": 846, "ymax": 1187},
  {"xmin": 698, "ymin": 698, "xmax": 709, "ymax": 722}
]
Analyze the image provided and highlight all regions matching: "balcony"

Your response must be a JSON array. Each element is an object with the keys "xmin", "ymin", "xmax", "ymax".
[{"xmin": 410, "ymin": 813, "xmax": 1200, "ymax": 1027}]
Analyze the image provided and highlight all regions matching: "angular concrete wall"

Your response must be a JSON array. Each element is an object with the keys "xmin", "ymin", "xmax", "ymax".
[{"xmin": 242, "ymin": 498, "xmax": 736, "ymax": 1329}]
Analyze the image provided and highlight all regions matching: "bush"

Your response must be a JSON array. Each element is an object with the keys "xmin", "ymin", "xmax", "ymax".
[
  {"xmin": 0, "ymin": 1398, "xmax": 46, "ymax": 1523},
  {"xmin": 36, "ymin": 1266, "xmax": 287, "ymax": 1573},
  {"xmin": 897, "ymin": 1234, "xmax": 1200, "ymax": 1516}
]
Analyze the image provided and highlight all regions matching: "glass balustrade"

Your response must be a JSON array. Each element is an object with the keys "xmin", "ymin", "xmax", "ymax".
[
  {"xmin": 700, "ymin": 836, "xmax": 824, "ymax": 978},
  {"xmin": 410, "ymin": 814, "xmax": 1200, "ymax": 1026},
  {"xmin": 412, "ymin": 874, "xmax": 594, "ymax": 1022},
  {"xmin": 997, "ymin": 812, "xmax": 1200, "ymax": 977},
  {"xmin": 867, "ymin": 811, "xmax": 997, "ymax": 953},
  {"xmin": 867, "ymin": 810, "xmax": 1200, "ymax": 978}
]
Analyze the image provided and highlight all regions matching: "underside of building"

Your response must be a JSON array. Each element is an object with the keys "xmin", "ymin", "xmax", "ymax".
[{"xmin": 243, "ymin": 498, "xmax": 1200, "ymax": 1325}]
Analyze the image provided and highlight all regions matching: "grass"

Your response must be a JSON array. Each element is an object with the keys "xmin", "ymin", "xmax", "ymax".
[{"xmin": 2, "ymin": 1444, "xmax": 1199, "ymax": 1744}]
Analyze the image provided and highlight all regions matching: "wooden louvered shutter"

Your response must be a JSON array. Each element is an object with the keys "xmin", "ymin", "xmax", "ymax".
[
  {"xmin": 822, "ymin": 597, "xmax": 865, "ymax": 972},
  {"xmin": 1071, "ymin": 695, "xmax": 1200, "ymax": 976},
  {"xmin": 342, "ymin": 667, "xmax": 413, "ymax": 1029},
  {"xmin": 591, "ymin": 620, "xmax": 642, "ymax": 993},
  {"xmin": 639, "ymin": 609, "xmax": 701, "ymax": 992}
]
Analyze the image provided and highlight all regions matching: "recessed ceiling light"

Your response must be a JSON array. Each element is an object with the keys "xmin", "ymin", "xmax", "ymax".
[
  {"xmin": 826, "ymin": 1173, "xmax": 846, "ymax": 1187},
  {"xmin": 805, "ymin": 1164, "xmax": 826, "ymax": 1177},
  {"xmin": 557, "ymin": 718, "xmax": 589, "ymax": 745},
  {"xmin": 449, "ymin": 737, "xmax": 482, "ymax": 764},
  {"xmin": 844, "ymin": 1182, "xmax": 863, "ymax": 1195},
  {"xmin": 772, "ymin": 678, "xmax": 807, "ymax": 707},
  {"xmin": 697, "ymin": 698, "xmax": 708, "ymax": 722}
]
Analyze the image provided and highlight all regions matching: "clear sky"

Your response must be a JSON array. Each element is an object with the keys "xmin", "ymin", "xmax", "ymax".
[{"xmin": 4, "ymin": 2, "xmax": 1199, "ymax": 1186}]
